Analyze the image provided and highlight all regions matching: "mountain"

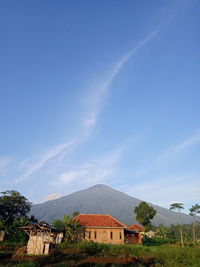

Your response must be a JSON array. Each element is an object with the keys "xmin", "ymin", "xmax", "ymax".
[{"xmin": 30, "ymin": 184, "xmax": 193, "ymax": 226}]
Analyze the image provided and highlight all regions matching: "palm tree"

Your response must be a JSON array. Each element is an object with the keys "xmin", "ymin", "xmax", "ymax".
[
  {"xmin": 189, "ymin": 204, "xmax": 200, "ymax": 244},
  {"xmin": 170, "ymin": 203, "xmax": 184, "ymax": 247},
  {"xmin": 64, "ymin": 214, "xmax": 81, "ymax": 243}
]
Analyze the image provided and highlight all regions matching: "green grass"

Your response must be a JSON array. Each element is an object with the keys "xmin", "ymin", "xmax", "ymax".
[
  {"xmin": 56, "ymin": 242, "xmax": 200, "ymax": 266},
  {"xmin": 16, "ymin": 263, "xmax": 39, "ymax": 267},
  {"xmin": 0, "ymin": 262, "xmax": 38, "ymax": 267},
  {"xmin": 1, "ymin": 242, "xmax": 200, "ymax": 266}
]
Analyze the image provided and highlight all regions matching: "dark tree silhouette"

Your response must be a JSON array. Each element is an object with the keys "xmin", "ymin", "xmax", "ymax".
[{"xmin": 134, "ymin": 201, "xmax": 157, "ymax": 231}]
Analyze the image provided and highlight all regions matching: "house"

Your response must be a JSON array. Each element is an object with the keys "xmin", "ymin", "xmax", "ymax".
[
  {"xmin": 146, "ymin": 230, "xmax": 156, "ymax": 238},
  {"xmin": 19, "ymin": 222, "xmax": 63, "ymax": 255},
  {"xmin": 74, "ymin": 214, "xmax": 126, "ymax": 244},
  {"xmin": 124, "ymin": 224, "xmax": 144, "ymax": 244}
]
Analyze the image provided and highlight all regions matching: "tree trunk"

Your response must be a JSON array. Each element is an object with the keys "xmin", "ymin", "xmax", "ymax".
[
  {"xmin": 180, "ymin": 226, "xmax": 184, "ymax": 247},
  {"xmin": 192, "ymin": 216, "xmax": 196, "ymax": 244},
  {"xmin": 179, "ymin": 212, "xmax": 184, "ymax": 247}
]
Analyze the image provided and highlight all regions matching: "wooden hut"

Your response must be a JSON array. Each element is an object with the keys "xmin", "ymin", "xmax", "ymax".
[
  {"xmin": 19, "ymin": 222, "xmax": 63, "ymax": 255},
  {"xmin": 124, "ymin": 224, "xmax": 144, "ymax": 244}
]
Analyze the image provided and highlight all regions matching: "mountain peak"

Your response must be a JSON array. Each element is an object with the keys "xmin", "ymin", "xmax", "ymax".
[
  {"xmin": 89, "ymin": 184, "xmax": 112, "ymax": 190},
  {"xmin": 31, "ymin": 184, "xmax": 194, "ymax": 226}
]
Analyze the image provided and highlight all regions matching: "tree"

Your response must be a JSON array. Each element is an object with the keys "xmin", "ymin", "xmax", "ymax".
[
  {"xmin": 189, "ymin": 204, "xmax": 200, "ymax": 244},
  {"xmin": 72, "ymin": 211, "xmax": 80, "ymax": 218},
  {"xmin": 170, "ymin": 203, "xmax": 184, "ymax": 247},
  {"xmin": 156, "ymin": 224, "xmax": 168, "ymax": 239},
  {"xmin": 53, "ymin": 213, "xmax": 81, "ymax": 243},
  {"xmin": 64, "ymin": 214, "xmax": 80, "ymax": 242},
  {"xmin": 134, "ymin": 201, "xmax": 157, "ymax": 231},
  {"xmin": 53, "ymin": 219, "xmax": 66, "ymax": 231},
  {"xmin": 0, "ymin": 190, "xmax": 31, "ymax": 233}
]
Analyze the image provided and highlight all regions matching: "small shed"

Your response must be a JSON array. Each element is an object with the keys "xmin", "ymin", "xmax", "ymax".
[
  {"xmin": 19, "ymin": 222, "xmax": 63, "ymax": 255},
  {"xmin": 124, "ymin": 224, "xmax": 144, "ymax": 244}
]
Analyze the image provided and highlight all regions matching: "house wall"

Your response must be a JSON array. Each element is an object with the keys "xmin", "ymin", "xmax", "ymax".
[
  {"xmin": 83, "ymin": 228, "xmax": 124, "ymax": 245},
  {"xmin": 0, "ymin": 231, "xmax": 5, "ymax": 242},
  {"xmin": 55, "ymin": 232, "xmax": 64, "ymax": 244},
  {"xmin": 27, "ymin": 235, "xmax": 53, "ymax": 255}
]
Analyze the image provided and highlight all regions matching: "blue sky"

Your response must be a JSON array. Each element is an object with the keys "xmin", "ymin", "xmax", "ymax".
[{"xmin": 0, "ymin": 0, "xmax": 200, "ymax": 213}]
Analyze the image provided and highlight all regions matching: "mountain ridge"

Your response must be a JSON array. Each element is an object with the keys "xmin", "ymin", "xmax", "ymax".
[{"xmin": 30, "ymin": 184, "xmax": 193, "ymax": 226}]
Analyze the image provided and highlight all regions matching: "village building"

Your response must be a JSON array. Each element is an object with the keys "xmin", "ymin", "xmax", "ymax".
[
  {"xmin": 19, "ymin": 215, "xmax": 145, "ymax": 254},
  {"xmin": 124, "ymin": 224, "xmax": 144, "ymax": 244},
  {"xmin": 19, "ymin": 221, "xmax": 63, "ymax": 255},
  {"xmin": 146, "ymin": 230, "xmax": 156, "ymax": 238},
  {"xmin": 74, "ymin": 214, "xmax": 126, "ymax": 245}
]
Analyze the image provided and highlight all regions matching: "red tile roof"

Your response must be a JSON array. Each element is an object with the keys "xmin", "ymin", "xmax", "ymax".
[
  {"xmin": 127, "ymin": 224, "xmax": 144, "ymax": 232},
  {"xmin": 74, "ymin": 214, "xmax": 126, "ymax": 228}
]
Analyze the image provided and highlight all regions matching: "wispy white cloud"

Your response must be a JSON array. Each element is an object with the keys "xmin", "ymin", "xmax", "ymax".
[
  {"xmin": 82, "ymin": 30, "xmax": 159, "ymax": 133},
  {"xmin": 0, "ymin": 157, "xmax": 11, "ymax": 177},
  {"xmin": 50, "ymin": 145, "xmax": 125, "ymax": 188},
  {"xmin": 155, "ymin": 132, "xmax": 200, "ymax": 166},
  {"xmin": 119, "ymin": 132, "xmax": 200, "ymax": 211},
  {"xmin": 15, "ymin": 140, "xmax": 77, "ymax": 183},
  {"xmin": 128, "ymin": 132, "xmax": 200, "ymax": 181},
  {"xmin": 14, "ymin": 30, "xmax": 158, "ymax": 184},
  {"xmin": 125, "ymin": 172, "xmax": 200, "ymax": 210}
]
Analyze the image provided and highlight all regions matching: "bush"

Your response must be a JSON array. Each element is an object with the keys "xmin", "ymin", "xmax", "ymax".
[
  {"xmin": 142, "ymin": 237, "xmax": 175, "ymax": 246},
  {"xmin": 78, "ymin": 241, "xmax": 109, "ymax": 255},
  {"xmin": 56, "ymin": 241, "xmax": 75, "ymax": 250}
]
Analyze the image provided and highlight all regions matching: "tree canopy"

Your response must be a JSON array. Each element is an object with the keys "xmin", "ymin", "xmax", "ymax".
[
  {"xmin": 189, "ymin": 204, "xmax": 200, "ymax": 244},
  {"xmin": 170, "ymin": 202, "xmax": 184, "ymax": 247},
  {"xmin": 134, "ymin": 201, "xmax": 157, "ymax": 231},
  {"xmin": 189, "ymin": 204, "xmax": 200, "ymax": 217},
  {"xmin": 53, "ymin": 219, "xmax": 66, "ymax": 231},
  {"xmin": 0, "ymin": 190, "xmax": 31, "ymax": 232},
  {"xmin": 170, "ymin": 203, "xmax": 184, "ymax": 212},
  {"xmin": 53, "ymin": 213, "xmax": 81, "ymax": 243}
]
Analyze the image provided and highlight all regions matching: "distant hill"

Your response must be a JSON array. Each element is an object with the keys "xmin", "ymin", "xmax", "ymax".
[{"xmin": 30, "ymin": 184, "xmax": 193, "ymax": 226}]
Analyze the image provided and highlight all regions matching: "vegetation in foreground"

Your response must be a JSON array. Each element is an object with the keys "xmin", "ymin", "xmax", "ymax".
[{"xmin": 1, "ymin": 241, "xmax": 200, "ymax": 267}]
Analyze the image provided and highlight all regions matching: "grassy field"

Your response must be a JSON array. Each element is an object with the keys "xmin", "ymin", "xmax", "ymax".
[{"xmin": 0, "ymin": 242, "xmax": 200, "ymax": 266}]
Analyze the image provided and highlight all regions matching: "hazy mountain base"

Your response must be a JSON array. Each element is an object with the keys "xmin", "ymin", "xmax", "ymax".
[{"xmin": 30, "ymin": 184, "xmax": 194, "ymax": 226}]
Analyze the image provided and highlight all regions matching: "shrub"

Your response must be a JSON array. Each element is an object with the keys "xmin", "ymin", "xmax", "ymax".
[
  {"xmin": 78, "ymin": 241, "xmax": 109, "ymax": 255},
  {"xmin": 142, "ymin": 237, "xmax": 175, "ymax": 246}
]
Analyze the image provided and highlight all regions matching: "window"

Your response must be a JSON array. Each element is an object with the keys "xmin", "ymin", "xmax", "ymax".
[
  {"xmin": 94, "ymin": 231, "xmax": 97, "ymax": 239},
  {"xmin": 119, "ymin": 232, "xmax": 122, "ymax": 239},
  {"xmin": 88, "ymin": 231, "xmax": 91, "ymax": 239},
  {"xmin": 110, "ymin": 231, "xmax": 113, "ymax": 239}
]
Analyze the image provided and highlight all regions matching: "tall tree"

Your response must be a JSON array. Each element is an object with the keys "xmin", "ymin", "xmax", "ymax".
[
  {"xmin": 0, "ymin": 190, "xmax": 31, "ymax": 233},
  {"xmin": 53, "ymin": 213, "xmax": 81, "ymax": 243},
  {"xmin": 170, "ymin": 203, "xmax": 184, "ymax": 247},
  {"xmin": 53, "ymin": 219, "xmax": 66, "ymax": 231},
  {"xmin": 134, "ymin": 201, "xmax": 157, "ymax": 231},
  {"xmin": 64, "ymin": 214, "xmax": 80, "ymax": 242},
  {"xmin": 189, "ymin": 204, "xmax": 200, "ymax": 244}
]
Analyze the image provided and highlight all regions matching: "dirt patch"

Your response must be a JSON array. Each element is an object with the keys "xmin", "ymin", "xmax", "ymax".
[
  {"xmin": 77, "ymin": 256, "xmax": 156, "ymax": 266},
  {"xmin": 0, "ymin": 244, "xmax": 15, "ymax": 251},
  {"xmin": 14, "ymin": 246, "xmax": 27, "ymax": 255}
]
